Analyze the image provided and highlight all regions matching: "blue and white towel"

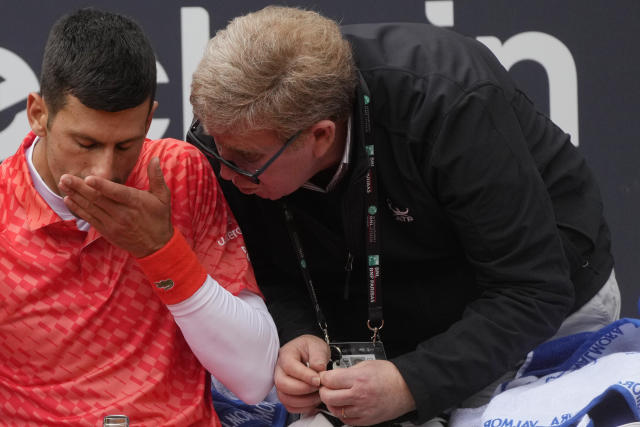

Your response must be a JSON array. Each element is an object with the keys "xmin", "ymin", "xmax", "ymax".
[
  {"xmin": 210, "ymin": 377, "xmax": 289, "ymax": 427},
  {"xmin": 450, "ymin": 318, "xmax": 640, "ymax": 427}
]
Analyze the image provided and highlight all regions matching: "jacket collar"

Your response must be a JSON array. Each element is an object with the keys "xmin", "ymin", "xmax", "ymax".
[{"xmin": 302, "ymin": 115, "xmax": 353, "ymax": 193}]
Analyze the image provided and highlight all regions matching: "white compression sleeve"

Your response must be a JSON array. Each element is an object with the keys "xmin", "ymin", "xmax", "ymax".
[{"xmin": 167, "ymin": 276, "xmax": 279, "ymax": 404}]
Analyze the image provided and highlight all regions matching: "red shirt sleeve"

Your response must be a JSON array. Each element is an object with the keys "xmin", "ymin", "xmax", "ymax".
[{"xmin": 132, "ymin": 138, "xmax": 261, "ymax": 303}]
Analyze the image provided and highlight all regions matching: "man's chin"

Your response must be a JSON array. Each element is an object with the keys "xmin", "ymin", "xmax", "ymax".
[
  {"xmin": 236, "ymin": 187, "xmax": 258, "ymax": 196},
  {"xmin": 261, "ymin": 189, "xmax": 292, "ymax": 201},
  {"xmin": 242, "ymin": 188, "xmax": 280, "ymax": 200},
  {"xmin": 235, "ymin": 184, "xmax": 293, "ymax": 200}
]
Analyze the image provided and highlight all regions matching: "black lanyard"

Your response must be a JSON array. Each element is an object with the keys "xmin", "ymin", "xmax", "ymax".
[
  {"xmin": 282, "ymin": 89, "xmax": 384, "ymax": 344},
  {"xmin": 282, "ymin": 203, "xmax": 331, "ymax": 344},
  {"xmin": 364, "ymin": 135, "xmax": 384, "ymax": 343}
]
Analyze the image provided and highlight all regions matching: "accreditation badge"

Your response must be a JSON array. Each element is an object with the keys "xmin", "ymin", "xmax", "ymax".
[{"xmin": 328, "ymin": 341, "xmax": 387, "ymax": 370}]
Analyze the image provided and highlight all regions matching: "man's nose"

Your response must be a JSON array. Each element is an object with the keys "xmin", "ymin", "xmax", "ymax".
[
  {"xmin": 90, "ymin": 151, "xmax": 117, "ymax": 180},
  {"xmin": 219, "ymin": 163, "xmax": 259, "ymax": 189}
]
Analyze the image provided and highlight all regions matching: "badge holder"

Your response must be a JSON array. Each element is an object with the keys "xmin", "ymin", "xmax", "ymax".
[
  {"xmin": 329, "ymin": 340, "xmax": 387, "ymax": 370},
  {"xmin": 328, "ymin": 318, "xmax": 386, "ymax": 369}
]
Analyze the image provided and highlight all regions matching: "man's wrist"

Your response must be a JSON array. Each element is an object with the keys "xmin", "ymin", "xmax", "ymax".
[{"xmin": 136, "ymin": 228, "xmax": 207, "ymax": 304}]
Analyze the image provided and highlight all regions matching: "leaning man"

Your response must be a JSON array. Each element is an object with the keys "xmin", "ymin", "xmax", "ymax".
[{"xmin": 188, "ymin": 6, "xmax": 620, "ymax": 426}]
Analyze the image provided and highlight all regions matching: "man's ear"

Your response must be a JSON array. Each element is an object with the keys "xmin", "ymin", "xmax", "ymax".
[
  {"xmin": 26, "ymin": 93, "xmax": 49, "ymax": 137},
  {"xmin": 145, "ymin": 100, "xmax": 159, "ymax": 134},
  {"xmin": 309, "ymin": 120, "xmax": 336, "ymax": 159}
]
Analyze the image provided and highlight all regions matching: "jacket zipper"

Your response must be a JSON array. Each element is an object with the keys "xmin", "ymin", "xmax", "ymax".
[{"xmin": 343, "ymin": 251, "xmax": 354, "ymax": 300}]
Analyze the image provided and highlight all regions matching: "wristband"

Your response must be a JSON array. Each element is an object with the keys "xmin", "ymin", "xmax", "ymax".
[{"xmin": 136, "ymin": 229, "xmax": 207, "ymax": 305}]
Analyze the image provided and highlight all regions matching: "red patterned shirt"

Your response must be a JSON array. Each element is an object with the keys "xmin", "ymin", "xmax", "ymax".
[{"xmin": 0, "ymin": 133, "xmax": 260, "ymax": 426}]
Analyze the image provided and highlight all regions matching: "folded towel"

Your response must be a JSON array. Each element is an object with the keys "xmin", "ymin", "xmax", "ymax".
[{"xmin": 450, "ymin": 318, "xmax": 640, "ymax": 427}]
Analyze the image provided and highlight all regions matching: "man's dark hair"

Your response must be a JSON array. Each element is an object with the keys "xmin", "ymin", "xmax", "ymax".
[{"xmin": 40, "ymin": 8, "xmax": 156, "ymax": 117}]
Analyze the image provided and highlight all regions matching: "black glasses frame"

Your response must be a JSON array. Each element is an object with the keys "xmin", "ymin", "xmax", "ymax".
[{"xmin": 187, "ymin": 119, "xmax": 301, "ymax": 184}]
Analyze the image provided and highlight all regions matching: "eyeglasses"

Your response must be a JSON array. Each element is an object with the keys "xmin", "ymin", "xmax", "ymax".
[{"xmin": 188, "ymin": 119, "xmax": 301, "ymax": 184}]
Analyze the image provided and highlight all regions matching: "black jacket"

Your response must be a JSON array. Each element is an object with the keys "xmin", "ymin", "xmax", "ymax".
[{"xmin": 188, "ymin": 23, "xmax": 613, "ymax": 423}]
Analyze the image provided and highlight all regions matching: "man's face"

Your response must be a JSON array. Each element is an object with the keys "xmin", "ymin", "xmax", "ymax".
[
  {"xmin": 28, "ymin": 94, "xmax": 155, "ymax": 196},
  {"xmin": 213, "ymin": 129, "xmax": 320, "ymax": 200}
]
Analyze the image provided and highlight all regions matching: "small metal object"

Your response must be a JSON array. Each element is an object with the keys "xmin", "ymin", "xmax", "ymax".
[
  {"xmin": 320, "ymin": 322, "xmax": 331, "ymax": 346},
  {"xmin": 329, "ymin": 344, "xmax": 344, "ymax": 369},
  {"xmin": 367, "ymin": 319, "xmax": 384, "ymax": 344},
  {"xmin": 103, "ymin": 415, "xmax": 129, "ymax": 426}
]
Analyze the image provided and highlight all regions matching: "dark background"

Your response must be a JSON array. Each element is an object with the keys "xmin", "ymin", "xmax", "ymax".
[{"xmin": 1, "ymin": 0, "xmax": 638, "ymax": 316}]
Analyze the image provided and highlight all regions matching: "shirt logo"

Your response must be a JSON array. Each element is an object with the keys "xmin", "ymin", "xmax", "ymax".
[
  {"xmin": 155, "ymin": 279, "xmax": 175, "ymax": 291},
  {"xmin": 386, "ymin": 198, "xmax": 414, "ymax": 223}
]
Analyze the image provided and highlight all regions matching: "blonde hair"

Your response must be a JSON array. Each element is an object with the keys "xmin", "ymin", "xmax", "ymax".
[{"xmin": 190, "ymin": 6, "xmax": 357, "ymax": 139}]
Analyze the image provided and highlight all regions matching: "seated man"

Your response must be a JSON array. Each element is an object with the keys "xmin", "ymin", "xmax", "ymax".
[
  {"xmin": 0, "ymin": 8, "xmax": 278, "ymax": 426},
  {"xmin": 188, "ymin": 6, "xmax": 620, "ymax": 426}
]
